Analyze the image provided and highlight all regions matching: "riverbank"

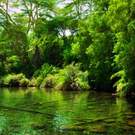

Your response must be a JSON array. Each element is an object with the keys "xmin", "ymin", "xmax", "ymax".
[
  {"xmin": 0, "ymin": 64, "xmax": 135, "ymax": 98},
  {"xmin": 0, "ymin": 64, "xmax": 90, "ymax": 91}
]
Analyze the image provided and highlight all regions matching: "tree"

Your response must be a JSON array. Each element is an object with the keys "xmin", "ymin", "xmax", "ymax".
[{"xmin": 108, "ymin": 0, "xmax": 135, "ymax": 95}]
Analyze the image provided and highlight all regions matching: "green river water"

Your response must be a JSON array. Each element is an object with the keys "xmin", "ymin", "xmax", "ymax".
[{"xmin": 0, "ymin": 88, "xmax": 135, "ymax": 135}]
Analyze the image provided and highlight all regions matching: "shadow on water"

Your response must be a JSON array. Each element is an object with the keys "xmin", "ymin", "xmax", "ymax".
[{"xmin": 0, "ymin": 88, "xmax": 135, "ymax": 135}]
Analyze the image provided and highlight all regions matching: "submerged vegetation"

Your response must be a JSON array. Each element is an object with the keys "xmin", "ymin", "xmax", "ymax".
[{"xmin": 0, "ymin": 0, "xmax": 135, "ymax": 96}]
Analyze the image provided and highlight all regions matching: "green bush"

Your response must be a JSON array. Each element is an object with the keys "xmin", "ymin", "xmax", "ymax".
[
  {"xmin": 40, "ymin": 74, "xmax": 56, "ymax": 88},
  {"xmin": 6, "ymin": 55, "xmax": 22, "ymax": 73},
  {"xmin": 41, "ymin": 64, "xmax": 90, "ymax": 90},
  {"xmin": 32, "ymin": 63, "xmax": 58, "ymax": 87},
  {"xmin": 111, "ymin": 70, "xmax": 135, "ymax": 96},
  {"xmin": 28, "ymin": 77, "xmax": 38, "ymax": 87},
  {"xmin": 1, "ymin": 73, "xmax": 29, "ymax": 87}
]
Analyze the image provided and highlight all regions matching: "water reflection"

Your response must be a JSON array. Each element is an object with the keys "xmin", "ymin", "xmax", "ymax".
[{"xmin": 0, "ymin": 88, "xmax": 134, "ymax": 135}]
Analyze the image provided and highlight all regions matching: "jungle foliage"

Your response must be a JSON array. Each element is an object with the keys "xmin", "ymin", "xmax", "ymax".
[{"xmin": 0, "ymin": 0, "xmax": 135, "ymax": 96}]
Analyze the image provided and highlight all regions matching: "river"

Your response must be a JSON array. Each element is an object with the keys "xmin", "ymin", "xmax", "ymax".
[{"xmin": 0, "ymin": 88, "xmax": 135, "ymax": 135}]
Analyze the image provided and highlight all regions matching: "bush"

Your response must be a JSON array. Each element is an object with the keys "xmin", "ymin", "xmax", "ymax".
[
  {"xmin": 32, "ymin": 63, "xmax": 58, "ymax": 87},
  {"xmin": 111, "ymin": 70, "xmax": 135, "ymax": 96},
  {"xmin": 41, "ymin": 64, "xmax": 90, "ymax": 90},
  {"xmin": 40, "ymin": 74, "xmax": 56, "ymax": 88},
  {"xmin": 0, "ymin": 73, "xmax": 29, "ymax": 87},
  {"xmin": 28, "ymin": 77, "xmax": 37, "ymax": 87},
  {"xmin": 6, "ymin": 55, "xmax": 22, "ymax": 73}
]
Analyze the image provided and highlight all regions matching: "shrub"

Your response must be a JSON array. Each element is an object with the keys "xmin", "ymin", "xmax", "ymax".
[
  {"xmin": 28, "ymin": 77, "xmax": 37, "ymax": 87},
  {"xmin": 32, "ymin": 63, "xmax": 58, "ymax": 87},
  {"xmin": 1, "ymin": 73, "xmax": 29, "ymax": 87},
  {"xmin": 111, "ymin": 70, "xmax": 128, "ymax": 96},
  {"xmin": 6, "ymin": 55, "xmax": 22, "ymax": 73},
  {"xmin": 111, "ymin": 70, "xmax": 135, "ymax": 96},
  {"xmin": 41, "ymin": 64, "xmax": 90, "ymax": 90},
  {"xmin": 40, "ymin": 74, "xmax": 56, "ymax": 88}
]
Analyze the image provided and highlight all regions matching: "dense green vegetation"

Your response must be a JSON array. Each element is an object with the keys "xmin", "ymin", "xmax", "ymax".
[{"xmin": 0, "ymin": 0, "xmax": 135, "ymax": 96}]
